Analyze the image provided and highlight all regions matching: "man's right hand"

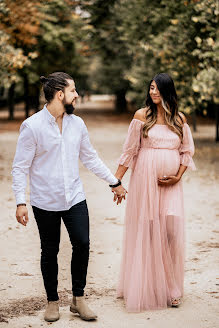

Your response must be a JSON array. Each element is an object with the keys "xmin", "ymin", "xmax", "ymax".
[{"xmin": 16, "ymin": 205, "xmax": 29, "ymax": 226}]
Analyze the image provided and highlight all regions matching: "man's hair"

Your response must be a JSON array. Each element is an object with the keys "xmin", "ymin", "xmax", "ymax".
[{"xmin": 40, "ymin": 72, "xmax": 73, "ymax": 103}]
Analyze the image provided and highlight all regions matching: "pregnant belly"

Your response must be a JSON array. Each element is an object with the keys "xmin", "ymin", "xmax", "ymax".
[{"xmin": 155, "ymin": 149, "xmax": 180, "ymax": 178}]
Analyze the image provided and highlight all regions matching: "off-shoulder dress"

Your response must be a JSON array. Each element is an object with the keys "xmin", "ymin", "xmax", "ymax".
[{"xmin": 117, "ymin": 119, "xmax": 196, "ymax": 312}]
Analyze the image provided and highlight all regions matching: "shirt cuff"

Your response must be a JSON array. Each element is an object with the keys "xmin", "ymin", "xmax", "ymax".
[
  {"xmin": 108, "ymin": 175, "xmax": 118, "ymax": 186},
  {"xmin": 15, "ymin": 194, "xmax": 26, "ymax": 206}
]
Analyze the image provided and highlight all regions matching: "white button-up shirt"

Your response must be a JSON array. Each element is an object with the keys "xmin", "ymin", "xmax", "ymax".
[{"xmin": 12, "ymin": 105, "xmax": 117, "ymax": 211}]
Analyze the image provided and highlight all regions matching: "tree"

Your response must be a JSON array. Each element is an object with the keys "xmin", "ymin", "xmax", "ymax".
[
  {"xmin": 104, "ymin": 0, "xmax": 218, "ymax": 138},
  {"xmin": 82, "ymin": 0, "xmax": 132, "ymax": 112},
  {"xmin": 0, "ymin": 0, "xmax": 42, "ymax": 118},
  {"xmin": 0, "ymin": 0, "xmax": 90, "ymax": 118}
]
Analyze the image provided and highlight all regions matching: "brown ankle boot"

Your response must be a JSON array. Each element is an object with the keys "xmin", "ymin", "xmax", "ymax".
[
  {"xmin": 70, "ymin": 296, "xmax": 97, "ymax": 321},
  {"xmin": 44, "ymin": 301, "xmax": 60, "ymax": 322}
]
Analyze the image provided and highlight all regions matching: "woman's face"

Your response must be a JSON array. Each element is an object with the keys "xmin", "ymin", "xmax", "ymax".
[{"xmin": 149, "ymin": 80, "xmax": 161, "ymax": 105}]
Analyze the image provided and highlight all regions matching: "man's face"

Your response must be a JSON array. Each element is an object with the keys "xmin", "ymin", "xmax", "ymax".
[{"xmin": 62, "ymin": 79, "xmax": 79, "ymax": 114}]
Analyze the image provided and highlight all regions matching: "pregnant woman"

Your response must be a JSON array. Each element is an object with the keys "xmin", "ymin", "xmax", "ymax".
[{"xmin": 114, "ymin": 73, "xmax": 196, "ymax": 312}]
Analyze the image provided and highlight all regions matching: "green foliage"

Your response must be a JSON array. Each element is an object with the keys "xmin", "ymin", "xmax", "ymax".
[
  {"xmin": 0, "ymin": 0, "xmax": 218, "ymax": 115},
  {"xmin": 191, "ymin": 0, "xmax": 219, "ymax": 110},
  {"xmin": 84, "ymin": 0, "xmax": 218, "ymax": 114},
  {"xmin": 23, "ymin": 0, "xmax": 90, "ymax": 91},
  {"xmin": 82, "ymin": 0, "xmax": 132, "ymax": 94},
  {"xmin": 0, "ymin": 0, "xmax": 39, "ymax": 86},
  {"xmin": 0, "ymin": 30, "xmax": 28, "ymax": 86},
  {"xmin": 0, "ymin": 0, "xmax": 90, "ymax": 92}
]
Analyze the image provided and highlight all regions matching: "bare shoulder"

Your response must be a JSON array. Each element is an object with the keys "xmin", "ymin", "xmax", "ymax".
[
  {"xmin": 178, "ymin": 111, "xmax": 187, "ymax": 124},
  {"xmin": 133, "ymin": 108, "xmax": 146, "ymax": 123}
]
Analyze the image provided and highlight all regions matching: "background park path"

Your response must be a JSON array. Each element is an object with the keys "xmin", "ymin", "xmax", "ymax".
[{"xmin": 0, "ymin": 97, "xmax": 218, "ymax": 328}]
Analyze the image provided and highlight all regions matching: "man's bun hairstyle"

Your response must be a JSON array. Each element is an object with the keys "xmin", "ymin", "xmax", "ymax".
[
  {"xmin": 40, "ymin": 72, "xmax": 73, "ymax": 103},
  {"xmin": 40, "ymin": 76, "xmax": 48, "ymax": 83}
]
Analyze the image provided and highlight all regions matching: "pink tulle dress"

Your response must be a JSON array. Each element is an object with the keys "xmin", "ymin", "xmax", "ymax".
[{"xmin": 117, "ymin": 119, "xmax": 196, "ymax": 312}]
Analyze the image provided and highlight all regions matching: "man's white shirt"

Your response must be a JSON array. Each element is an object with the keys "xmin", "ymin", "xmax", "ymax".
[{"xmin": 12, "ymin": 105, "xmax": 117, "ymax": 211}]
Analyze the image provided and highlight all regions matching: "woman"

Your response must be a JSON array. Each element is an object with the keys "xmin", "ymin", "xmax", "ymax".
[{"xmin": 114, "ymin": 73, "xmax": 196, "ymax": 312}]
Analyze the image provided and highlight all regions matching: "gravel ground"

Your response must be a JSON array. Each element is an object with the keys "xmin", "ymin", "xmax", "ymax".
[{"xmin": 0, "ymin": 99, "xmax": 218, "ymax": 328}]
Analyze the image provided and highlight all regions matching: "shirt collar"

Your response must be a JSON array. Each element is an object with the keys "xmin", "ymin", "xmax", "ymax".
[{"xmin": 43, "ymin": 104, "xmax": 71, "ymax": 124}]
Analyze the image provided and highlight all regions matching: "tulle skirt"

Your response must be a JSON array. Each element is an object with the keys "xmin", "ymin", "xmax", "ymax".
[{"xmin": 117, "ymin": 148, "xmax": 185, "ymax": 312}]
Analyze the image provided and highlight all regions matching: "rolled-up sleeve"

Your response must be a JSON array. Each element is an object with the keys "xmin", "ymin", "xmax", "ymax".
[
  {"xmin": 179, "ymin": 123, "xmax": 196, "ymax": 170},
  {"xmin": 12, "ymin": 122, "xmax": 36, "ymax": 205},
  {"xmin": 79, "ymin": 122, "xmax": 117, "ymax": 185},
  {"xmin": 118, "ymin": 119, "xmax": 143, "ymax": 169}
]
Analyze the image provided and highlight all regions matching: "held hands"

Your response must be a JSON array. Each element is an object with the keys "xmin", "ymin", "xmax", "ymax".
[
  {"xmin": 16, "ymin": 205, "xmax": 29, "ymax": 226},
  {"xmin": 112, "ymin": 185, "xmax": 128, "ymax": 205},
  {"xmin": 158, "ymin": 175, "xmax": 181, "ymax": 186}
]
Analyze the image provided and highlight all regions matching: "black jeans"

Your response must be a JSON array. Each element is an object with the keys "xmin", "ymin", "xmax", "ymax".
[{"xmin": 32, "ymin": 200, "xmax": 89, "ymax": 301}]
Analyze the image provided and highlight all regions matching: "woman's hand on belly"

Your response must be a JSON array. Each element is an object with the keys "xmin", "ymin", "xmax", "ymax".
[{"xmin": 158, "ymin": 175, "xmax": 181, "ymax": 186}]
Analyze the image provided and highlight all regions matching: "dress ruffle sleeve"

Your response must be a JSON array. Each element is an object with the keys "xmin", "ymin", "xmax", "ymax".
[
  {"xmin": 118, "ymin": 119, "xmax": 143, "ymax": 169},
  {"xmin": 179, "ymin": 123, "xmax": 196, "ymax": 170}
]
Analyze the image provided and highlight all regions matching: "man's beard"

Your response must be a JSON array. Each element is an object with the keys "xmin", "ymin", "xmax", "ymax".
[{"xmin": 62, "ymin": 98, "xmax": 75, "ymax": 115}]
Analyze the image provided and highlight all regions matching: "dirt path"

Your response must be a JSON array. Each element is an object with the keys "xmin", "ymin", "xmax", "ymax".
[{"xmin": 0, "ymin": 101, "xmax": 218, "ymax": 328}]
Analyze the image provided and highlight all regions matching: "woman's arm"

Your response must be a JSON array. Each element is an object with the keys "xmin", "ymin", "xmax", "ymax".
[
  {"xmin": 113, "ymin": 110, "xmax": 145, "ymax": 202},
  {"xmin": 111, "ymin": 165, "xmax": 128, "ymax": 204},
  {"xmin": 115, "ymin": 164, "xmax": 128, "ymax": 180},
  {"xmin": 158, "ymin": 165, "xmax": 187, "ymax": 186},
  {"xmin": 176, "ymin": 164, "xmax": 187, "ymax": 179},
  {"xmin": 158, "ymin": 113, "xmax": 196, "ymax": 186}
]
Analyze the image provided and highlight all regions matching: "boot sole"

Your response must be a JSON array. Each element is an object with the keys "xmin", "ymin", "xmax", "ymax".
[
  {"xmin": 70, "ymin": 307, "xmax": 97, "ymax": 321},
  {"xmin": 44, "ymin": 316, "xmax": 60, "ymax": 322}
]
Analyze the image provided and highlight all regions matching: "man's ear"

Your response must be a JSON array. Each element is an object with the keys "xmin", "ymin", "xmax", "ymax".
[{"xmin": 57, "ymin": 90, "xmax": 64, "ymax": 101}]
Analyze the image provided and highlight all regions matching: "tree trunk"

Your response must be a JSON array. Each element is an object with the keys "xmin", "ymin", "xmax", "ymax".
[
  {"xmin": 191, "ymin": 109, "xmax": 197, "ymax": 132},
  {"xmin": 115, "ymin": 90, "xmax": 127, "ymax": 113},
  {"xmin": 216, "ymin": 104, "xmax": 219, "ymax": 142},
  {"xmin": 8, "ymin": 83, "xmax": 15, "ymax": 120},
  {"xmin": 24, "ymin": 74, "xmax": 30, "ymax": 118}
]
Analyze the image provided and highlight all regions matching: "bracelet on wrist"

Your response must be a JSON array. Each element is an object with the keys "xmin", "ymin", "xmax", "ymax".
[
  {"xmin": 109, "ymin": 179, "xmax": 121, "ymax": 188},
  {"xmin": 17, "ymin": 203, "xmax": 26, "ymax": 207}
]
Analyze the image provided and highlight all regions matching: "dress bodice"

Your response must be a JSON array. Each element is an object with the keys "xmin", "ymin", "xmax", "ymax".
[
  {"xmin": 141, "ymin": 124, "xmax": 181, "ymax": 150},
  {"xmin": 118, "ymin": 119, "xmax": 196, "ymax": 171}
]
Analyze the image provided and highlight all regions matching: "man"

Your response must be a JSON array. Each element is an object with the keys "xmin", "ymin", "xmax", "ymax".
[{"xmin": 12, "ymin": 72, "xmax": 126, "ymax": 322}]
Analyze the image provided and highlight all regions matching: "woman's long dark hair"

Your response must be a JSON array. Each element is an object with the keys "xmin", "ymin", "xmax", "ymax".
[{"xmin": 143, "ymin": 73, "xmax": 183, "ymax": 139}]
